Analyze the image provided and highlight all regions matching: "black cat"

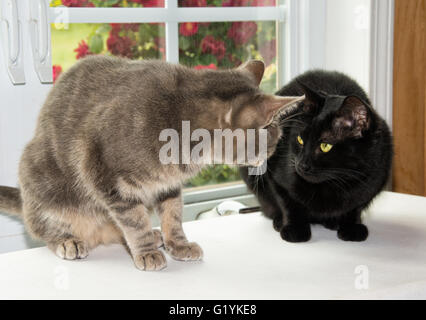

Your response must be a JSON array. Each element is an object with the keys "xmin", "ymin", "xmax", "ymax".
[{"xmin": 241, "ymin": 70, "xmax": 393, "ymax": 242}]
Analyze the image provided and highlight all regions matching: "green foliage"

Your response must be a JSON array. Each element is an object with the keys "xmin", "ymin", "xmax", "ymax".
[
  {"xmin": 90, "ymin": 0, "xmax": 120, "ymax": 7},
  {"xmin": 88, "ymin": 34, "xmax": 103, "ymax": 53},
  {"xmin": 185, "ymin": 165, "xmax": 241, "ymax": 187}
]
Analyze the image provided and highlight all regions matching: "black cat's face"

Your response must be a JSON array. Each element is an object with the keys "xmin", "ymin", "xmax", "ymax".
[{"xmin": 289, "ymin": 83, "xmax": 371, "ymax": 184}]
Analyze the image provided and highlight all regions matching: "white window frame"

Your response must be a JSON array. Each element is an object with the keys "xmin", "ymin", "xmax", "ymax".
[{"xmin": 49, "ymin": 1, "xmax": 287, "ymax": 63}]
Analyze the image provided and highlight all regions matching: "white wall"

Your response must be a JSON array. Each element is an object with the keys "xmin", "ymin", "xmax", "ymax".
[{"xmin": 324, "ymin": 0, "xmax": 371, "ymax": 93}]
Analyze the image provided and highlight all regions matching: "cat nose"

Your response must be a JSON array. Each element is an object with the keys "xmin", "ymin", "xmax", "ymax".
[{"xmin": 298, "ymin": 162, "xmax": 311, "ymax": 172}]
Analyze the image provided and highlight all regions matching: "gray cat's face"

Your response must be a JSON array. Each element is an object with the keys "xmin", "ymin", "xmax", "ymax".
[{"xmin": 202, "ymin": 61, "xmax": 304, "ymax": 167}]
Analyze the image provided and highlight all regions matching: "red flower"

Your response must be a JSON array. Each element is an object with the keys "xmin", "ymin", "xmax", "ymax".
[
  {"xmin": 201, "ymin": 35, "xmax": 226, "ymax": 60},
  {"xmin": 179, "ymin": 22, "xmax": 199, "ymax": 36},
  {"xmin": 107, "ymin": 34, "xmax": 134, "ymax": 58},
  {"xmin": 227, "ymin": 21, "xmax": 258, "ymax": 45},
  {"xmin": 74, "ymin": 40, "xmax": 93, "ymax": 59},
  {"xmin": 179, "ymin": 0, "xmax": 207, "ymax": 7},
  {"xmin": 110, "ymin": 23, "xmax": 122, "ymax": 35},
  {"xmin": 194, "ymin": 63, "xmax": 217, "ymax": 70},
  {"xmin": 142, "ymin": 0, "xmax": 165, "ymax": 7},
  {"xmin": 61, "ymin": 0, "xmax": 94, "ymax": 7},
  {"xmin": 111, "ymin": 23, "xmax": 140, "ymax": 34},
  {"xmin": 52, "ymin": 65, "xmax": 62, "ymax": 83},
  {"xmin": 259, "ymin": 39, "xmax": 276, "ymax": 66},
  {"xmin": 123, "ymin": 23, "xmax": 139, "ymax": 32}
]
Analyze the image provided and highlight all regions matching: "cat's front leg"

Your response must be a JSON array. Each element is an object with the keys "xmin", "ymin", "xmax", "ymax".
[
  {"xmin": 256, "ymin": 187, "xmax": 284, "ymax": 231},
  {"xmin": 337, "ymin": 210, "xmax": 368, "ymax": 242},
  {"xmin": 108, "ymin": 199, "xmax": 167, "ymax": 271},
  {"xmin": 280, "ymin": 198, "xmax": 311, "ymax": 243},
  {"xmin": 156, "ymin": 189, "xmax": 203, "ymax": 261}
]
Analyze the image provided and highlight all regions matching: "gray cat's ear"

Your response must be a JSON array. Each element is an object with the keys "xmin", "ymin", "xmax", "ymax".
[
  {"xmin": 239, "ymin": 60, "xmax": 265, "ymax": 86},
  {"xmin": 332, "ymin": 96, "xmax": 371, "ymax": 138},
  {"xmin": 261, "ymin": 95, "xmax": 305, "ymax": 124}
]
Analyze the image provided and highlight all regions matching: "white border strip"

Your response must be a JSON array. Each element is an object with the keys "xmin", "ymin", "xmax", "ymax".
[{"xmin": 49, "ymin": 7, "xmax": 285, "ymax": 24}]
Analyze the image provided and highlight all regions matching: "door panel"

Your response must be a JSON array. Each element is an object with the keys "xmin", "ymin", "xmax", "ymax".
[{"xmin": 392, "ymin": 0, "xmax": 426, "ymax": 196}]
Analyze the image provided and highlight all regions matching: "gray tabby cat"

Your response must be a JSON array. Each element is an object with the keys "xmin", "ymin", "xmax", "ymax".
[{"xmin": 0, "ymin": 56, "xmax": 302, "ymax": 271}]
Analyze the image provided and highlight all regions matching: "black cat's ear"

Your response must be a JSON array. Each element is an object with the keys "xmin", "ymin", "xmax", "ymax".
[
  {"xmin": 239, "ymin": 60, "xmax": 265, "ymax": 86},
  {"xmin": 296, "ymin": 80, "xmax": 325, "ymax": 113},
  {"xmin": 332, "ymin": 96, "xmax": 371, "ymax": 139}
]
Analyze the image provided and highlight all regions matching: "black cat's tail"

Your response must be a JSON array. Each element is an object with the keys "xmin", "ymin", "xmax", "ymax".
[{"xmin": 0, "ymin": 186, "xmax": 23, "ymax": 216}]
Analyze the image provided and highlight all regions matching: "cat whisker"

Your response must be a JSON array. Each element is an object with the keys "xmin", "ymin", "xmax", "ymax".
[
  {"xmin": 279, "ymin": 111, "xmax": 304, "ymax": 122},
  {"xmin": 322, "ymin": 168, "xmax": 370, "ymax": 188}
]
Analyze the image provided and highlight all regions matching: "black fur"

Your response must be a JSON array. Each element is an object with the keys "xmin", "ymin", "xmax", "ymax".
[{"xmin": 240, "ymin": 70, "xmax": 393, "ymax": 242}]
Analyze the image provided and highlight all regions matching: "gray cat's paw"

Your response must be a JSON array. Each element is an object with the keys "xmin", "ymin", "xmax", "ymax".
[
  {"xmin": 53, "ymin": 239, "xmax": 89, "ymax": 260},
  {"xmin": 152, "ymin": 229, "xmax": 164, "ymax": 248},
  {"xmin": 134, "ymin": 250, "xmax": 167, "ymax": 271},
  {"xmin": 165, "ymin": 241, "xmax": 203, "ymax": 261}
]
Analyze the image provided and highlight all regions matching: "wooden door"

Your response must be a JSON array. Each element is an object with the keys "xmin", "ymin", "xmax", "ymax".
[{"xmin": 392, "ymin": 0, "xmax": 426, "ymax": 195}]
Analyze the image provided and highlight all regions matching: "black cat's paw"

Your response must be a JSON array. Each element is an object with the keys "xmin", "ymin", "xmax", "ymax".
[
  {"xmin": 280, "ymin": 224, "xmax": 311, "ymax": 242},
  {"xmin": 272, "ymin": 217, "xmax": 283, "ymax": 231},
  {"xmin": 337, "ymin": 224, "xmax": 368, "ymax": 242}
]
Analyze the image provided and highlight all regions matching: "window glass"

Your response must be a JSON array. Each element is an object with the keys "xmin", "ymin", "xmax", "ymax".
[
  {"xmin": 179, "ymin": 21, "xmax": 277, "ymax": 92},
  {"xmin": 178, "ymin": 20, "xmax": 277, "ymax": 187},
  {"xmin": 51, "ymin": 23, "xmax": 165, "ymax": 79}
]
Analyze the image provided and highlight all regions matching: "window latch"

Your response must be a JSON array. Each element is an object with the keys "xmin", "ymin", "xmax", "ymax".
[{"xmin": 29, "ymin": 0, "xmax": 52, "ymax": 84}]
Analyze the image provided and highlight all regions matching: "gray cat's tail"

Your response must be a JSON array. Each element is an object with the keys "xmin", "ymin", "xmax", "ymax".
[{"xmin": 0, "ymin": 186, "xmax": 23, "ymax": 216}]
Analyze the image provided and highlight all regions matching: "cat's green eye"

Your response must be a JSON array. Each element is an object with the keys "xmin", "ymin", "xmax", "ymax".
[
  {"xmin": 320, "ymin": 143, "xmax": 333, "ymax": 153},
  {"xmin": 297, "ymin": 135, "xmax": 304, "ymax": 145}
]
